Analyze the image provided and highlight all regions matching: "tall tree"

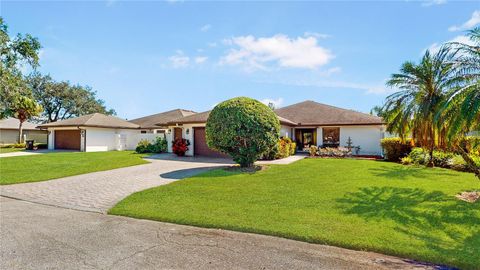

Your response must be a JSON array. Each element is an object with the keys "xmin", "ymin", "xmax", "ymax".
[
  {"xmin": 27, "ymin": 73, "xmax": 116, "ymax": 122},
  {"xmin": 441, "ymin": 27, "xmax": 480, "ymax": 177},
  {"xmin": 0, "ymin": 17, "xmax": 41, "ymax": 112},
  {"xmin": 383, "ymin": 47, "xmax": 456, "ymax": 167}
]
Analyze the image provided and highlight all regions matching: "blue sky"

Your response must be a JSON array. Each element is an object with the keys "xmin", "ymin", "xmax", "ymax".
[{"xmin": 2, "ymin": 0, "xmax": 479, "ymax": 119}]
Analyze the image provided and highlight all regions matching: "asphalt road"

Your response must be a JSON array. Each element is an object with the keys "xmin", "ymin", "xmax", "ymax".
[{"xmin": 0, "ymin": 197, "xmax": 439, "ymax": 270}]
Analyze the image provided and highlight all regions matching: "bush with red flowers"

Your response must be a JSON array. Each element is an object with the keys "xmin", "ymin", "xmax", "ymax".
[{"xmin": 172, "ymin": 138, "xmax": 190, "ymax": 156}]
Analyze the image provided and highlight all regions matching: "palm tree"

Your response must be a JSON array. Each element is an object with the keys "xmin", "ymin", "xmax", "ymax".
[
  {"xmin": 442, "ymin": 27, "xmax": 480, "ymax": 177},
  {"xmin": 0, "ymin": 95, "xmax": 43, "ymax": 143},
  {"xmin": 383, "ymin": 46, "xmax": 456, "ymax": 167}
]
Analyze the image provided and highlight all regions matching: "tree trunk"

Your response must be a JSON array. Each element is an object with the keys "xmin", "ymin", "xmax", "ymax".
[
  {"xmin": 427, "ymin": 146, "xmax": 435, "ymax": 167},
  {"xmin": 426, "ymin": 126, "xmax": 435, "ymax": 167},
  {"xmin": 18, "ymin": 121, "xmax": 24, "ymax": 144},
  {"xmin": 456, "ymin": 146, "xmax": 480, "ymax": 180}
]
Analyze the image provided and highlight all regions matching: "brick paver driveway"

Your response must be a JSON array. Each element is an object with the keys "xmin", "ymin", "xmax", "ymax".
[{"xmin": 0, "ymin": 154, "xmax": 233, "ymax": 213}]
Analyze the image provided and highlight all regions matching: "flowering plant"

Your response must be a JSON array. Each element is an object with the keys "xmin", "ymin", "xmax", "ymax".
[{"xmin": 172, "ymin": 139, "xmax": 190, "ymax": 156}]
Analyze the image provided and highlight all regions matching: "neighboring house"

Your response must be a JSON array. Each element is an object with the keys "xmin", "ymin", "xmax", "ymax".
[
  {"xmin": 38, "ymin": 113, "xmax": 142, "ymax": 151},
  {"xmin": 128, "ymin": 109, "xmax": 196, "ymax": 134},
  {"xmin": 0, "ymin": 118, "xmax": 47, "ymax": 145},
  {"xmin": 38, "ymin": 100, "xmax": 385, "ymax": 156}
]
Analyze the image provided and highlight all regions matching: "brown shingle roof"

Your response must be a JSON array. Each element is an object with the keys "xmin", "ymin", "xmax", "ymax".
[
  {"xmin": 169, "ymin": 111, "xmax": 211, "ymax": 124},
  {"xmin": 37, "ymin": 113, "xmax": 140, "ymax": 129},
  {"xmin": 274, "ymin": 100, "xmax": 384, "ymax": 126},
  {"xmin": 168, "ymin": 110, "xmax": 297, "ymax": 126},
  {"xmin": 0, "ymin": 118, "xmax": 39, "ymax": 130},
  {"xmin": 129, "ymin": 109, "xmax": 196, "ymax": 128}
]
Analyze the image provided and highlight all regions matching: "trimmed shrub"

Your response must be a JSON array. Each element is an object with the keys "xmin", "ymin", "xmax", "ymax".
[
  {"xmin": 408, "ymin": 147, "xmax": 429, "ymax": 165},
  {"xmin": 309, "ymin": 145, "xmax": 318, "ymax": 157},
  {"xmin": 206, "ymin": 97, "xmax": 280, "ymax": 167},
  {"xmin": 135, "ymin": 139, "xmax": 152, "ymax": 154},
  {"xmin": 380, "ymin": 137, "xmax": 412, "ymax": 162},
  {"xmin": 407, "ymin": 147, "xmax": 475, "ymax": 169},
  {"xmin": 151, "ymin": 136, "xmax": 168, "ymax": 153},
  {"xmin": 290, "ymin": 142, "xmax": 296, "ymax": 155},
  {"xmin": 260, "ymin": 138, "xmax": 296, "ymax": 160}
]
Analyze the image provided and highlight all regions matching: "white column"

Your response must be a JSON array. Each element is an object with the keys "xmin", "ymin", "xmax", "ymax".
[{"xmin": 316, "ymin": 127, "xmax": 322, "ymax": 147}]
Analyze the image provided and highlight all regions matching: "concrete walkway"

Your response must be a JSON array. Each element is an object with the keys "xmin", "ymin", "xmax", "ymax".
[
  {"xmin": 257, "ymin": 153, "xmax": 306, "ymax": 165},
  {"xmin": 0, "ymin": 154, "xmax": 232, "ymax": 213},
  {"xmin": 0, "ymin": 197, "xmax": 439, "ymax": 270}
]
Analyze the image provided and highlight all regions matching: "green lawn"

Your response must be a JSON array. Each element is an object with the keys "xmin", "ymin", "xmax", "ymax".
[
  {"xmin": 0, "ymin": 151, "xmax": 149, "ymax": 185},
  {"xmin": 110, "ymin": 158, "xmax": 480, "ymax": 269},
  {"xmin": 0, "ymin": 147, "xmax": 25, "ymax": 154}
]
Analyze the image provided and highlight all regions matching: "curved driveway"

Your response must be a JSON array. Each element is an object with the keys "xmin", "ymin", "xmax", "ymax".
[{"xmin": 0, "ymin": 154, "xmax": 232, "ymax": 213}]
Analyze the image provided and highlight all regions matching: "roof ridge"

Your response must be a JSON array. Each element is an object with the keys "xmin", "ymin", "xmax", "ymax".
[
  {"xmin": 83, "ymin": 113, "xmax": 103, "ymax": 125},
  {"xmin": 277, "ymin": 100, "xmax": 378, "ymax": 118}
]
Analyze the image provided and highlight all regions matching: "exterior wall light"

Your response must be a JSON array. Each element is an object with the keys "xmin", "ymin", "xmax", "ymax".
[{"xmin": 186, "ymin": 128, "xmax": 190, "ymax": 135}]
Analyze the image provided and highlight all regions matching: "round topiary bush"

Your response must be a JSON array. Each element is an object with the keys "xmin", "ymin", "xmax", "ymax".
[{"xmin": 206, "ymin": 97, "xmax": 280, "ymax": 167}]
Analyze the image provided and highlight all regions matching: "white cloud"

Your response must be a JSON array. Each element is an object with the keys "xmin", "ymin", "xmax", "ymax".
[
  {"xmin": 169, "ymin": 50, "xmax": 190, "ymax": 68},
  {"xmin": 304, "ymin": 32, "xmax": 330, "ymax": 39},
  {"xmin": 194, "ymin": 56, "xmax": 208, "ymax": 64},
  {"xmin": 449, "ymin": 10, "xmax": 480, "ymax": 31},
  {"xmin": 208, "ymin": 42, "xmax": 218, "ymax": 47},
  {"xmin": 219, "ymin": 34, "xmax": 334, "ymax": 71},
  {"xmin": 261, "ymin": 98, "xmax": 284, "ymax": 108},
  {"xmin": 427, "ymin": 35, "xmax": 474, "ymax": 53},
  {"xmin": 421, "ymin": 0, "xmax": 446, "ymax": 7},
  {"xmin": 258, "ymin": 76, "xmax": 394, "ymax": 96},
  {"xmin": 200, "ymin": 24, "xmax": 212, "ymax": 32}
]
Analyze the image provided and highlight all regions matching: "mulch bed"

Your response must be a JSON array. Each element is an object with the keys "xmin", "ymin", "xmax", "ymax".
[{"xmin": 456, "ymin": 191, "xmax": 480, "ymax": 203}]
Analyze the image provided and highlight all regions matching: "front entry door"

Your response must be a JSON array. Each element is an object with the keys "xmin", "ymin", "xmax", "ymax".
[
  {"xmin": 174, "ymin": 128, "xmax": 182, "ymax": 140},
  {"xmin": 295, "ymin": 129, "xmax": 317, "ymax": 150}
]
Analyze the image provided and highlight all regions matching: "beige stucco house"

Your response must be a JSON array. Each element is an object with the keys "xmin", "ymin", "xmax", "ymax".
[
  {"xmin": 37, "ymin": 100, "xmax": 385, "ymax": 157},
  {"xmin": 0, "ymin": 118, "xmax": 47, "ymax": 145}
]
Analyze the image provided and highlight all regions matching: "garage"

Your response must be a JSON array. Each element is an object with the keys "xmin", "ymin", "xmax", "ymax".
[
  {"xmin": 193, "ymin": 127, "xmax": 228, "ymax": 158},
  {"xmin": 54, "ymin": 130, "xmax": 81, "ymax": 150}
]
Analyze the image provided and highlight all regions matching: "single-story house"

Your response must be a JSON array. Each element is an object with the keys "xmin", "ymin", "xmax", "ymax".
[
  {"xmin": 38, "ymin": 113, "xmax": 143, "ymax": 151},
  {"xmin": 37, "ymin": 110, "xmax": 195, "ymax": 152},
  {"xmin": 128, "ymin": 109, "xmax": 196, "ymax": 134},
  {"xmin": 163, "ymin": 110, "xmax": 298, "ymax": 157},
  {"xmin": 274, "ymin": 100, "xmax": 385, "ymax": 155},
  {"xmin": 163, "ymin": 100, "xmax": 384, "ymax": 157},
  {"xmin": 0, "ymin": 117, "xmax": 47, "ymax": 145},
  {"xmin": 38, "ymin": 100, "xmax": 385, "ymax": 156}
]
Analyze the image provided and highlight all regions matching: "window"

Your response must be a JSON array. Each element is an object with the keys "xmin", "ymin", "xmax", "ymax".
[
  {"xmin": 322, "ymin": 127, "xmax": 340, "ymax": 147},
  {"xmin": 141, "ymin": 130, "xmax": 147, "ymax": 134}
]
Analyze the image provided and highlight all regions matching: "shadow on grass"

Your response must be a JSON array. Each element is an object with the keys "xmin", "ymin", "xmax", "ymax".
[
  {"xmin": 337, "ymin": 186, "xmax": 480, "ymax": 268},
  {"xmin": 368, "ymin": 165, "xmax": 460, "ymax": 180},
  {"xmin": 159, "ymin": 166, "xmax": 230, "ymax": 179}
]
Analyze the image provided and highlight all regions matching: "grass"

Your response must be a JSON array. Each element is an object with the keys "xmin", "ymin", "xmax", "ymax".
[
  {"xmin": 0, "ymin": 151, "xmax": 150, "ymax": 185},
  {"xmin": 110, "ymin": 158, "xmax": 480, "ymax": 269},
  {"xmin": 0, "ymin": 147, "xmax": 25, "ymax": 154}
]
